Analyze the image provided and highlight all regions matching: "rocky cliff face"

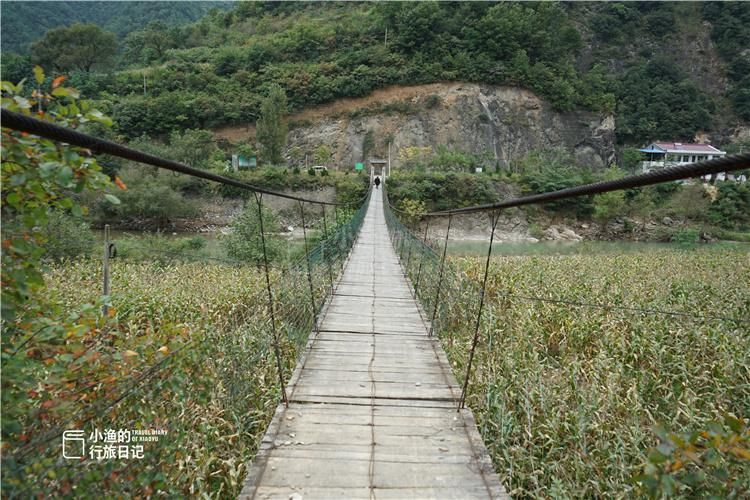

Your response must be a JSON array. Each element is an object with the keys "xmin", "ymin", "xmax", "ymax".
[{"xmin": 285, "ymin": 83, "xmax": 616, "ymax": 170}]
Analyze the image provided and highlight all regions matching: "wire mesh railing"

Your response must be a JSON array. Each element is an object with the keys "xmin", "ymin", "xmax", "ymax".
[
  {"xmin": 4, "ymin": 193, "xmax": 370, "ymax": 498},
  {"xmin": 383, "ymin": 154, "xmax": 750, "ymax": 409},
  {"xmin": 382, "ymin": 156, "xmax": 749, "ymax": 496},
  {"xmin": 1, "ymin": 109, "xmax": 371, "ymax": 497}
]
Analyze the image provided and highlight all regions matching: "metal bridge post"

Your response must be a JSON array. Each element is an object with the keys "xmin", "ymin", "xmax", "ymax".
[
  {"xmin": 299, "ymin": 201, "xmax": 320, "ymax": 337},
  {"xmin": 429, "ymin": 215, "xmax": 452, "ymax": 337},
  {"xmin": 458, "ymin": 211, "xmax": 499, "ymax": 410},
  {"xmin": 404, "ymin": 230, "xmax": 414, "ymax": 276},
  {"xmin": 254, "ymin": 193, "xmax": 288, "ymax": 406},
  {"xmin": 398, "ymin": 229, "xmax": 407, "ymax": 260},
  {"xmin": 102, "ymin": 224, "xmax": 111, "ymax": 317},
  {"xmin": 413, "ymin": 218, "xmax": 430, "ymax": 296},
  {"xmin": 321, "ymin": 204, "xmax": 335, "ymax": 295}
]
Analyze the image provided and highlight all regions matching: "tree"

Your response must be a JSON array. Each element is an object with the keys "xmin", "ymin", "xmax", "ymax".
[
  {"xmin": 314, "ymin": 144, "xmax": 332, "ymax": 165},
  {"xmin": 256, "ymin": 84, "xmax": 288, "ymax": 165},
  {"xmin": 593, "ymin": 167, "xmax": 627, "ymax": 226},
  {"xmin": 621, "ymin": 147, "xmax": 643, "ymax": 173},
  {"xmin": 222, "ymin": 204, "xmax": 282, "ymax": 265},
  {"xmin": 31, "ymin": 23, "xmax": 117, "ymax": 73}
]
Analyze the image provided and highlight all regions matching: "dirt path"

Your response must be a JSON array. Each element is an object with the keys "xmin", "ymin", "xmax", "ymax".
[{"xmin": 213, "ymin": 82, "xmax": 462, "ymax": 143}]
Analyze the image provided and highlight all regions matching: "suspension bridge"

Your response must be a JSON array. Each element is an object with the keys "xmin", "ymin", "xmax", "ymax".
[
  {"xmin": 2, "ymin": 109, "xmax": 748, "ymax": 498},
  {"xmin": 239, "ymin": 189, "xmax": 507, "ymax": 499}
]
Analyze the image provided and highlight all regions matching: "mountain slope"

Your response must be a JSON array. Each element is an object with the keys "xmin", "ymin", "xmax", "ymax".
[{"xmin": 0, "ymin": 1, "xmax": 233, "ymax": 54}]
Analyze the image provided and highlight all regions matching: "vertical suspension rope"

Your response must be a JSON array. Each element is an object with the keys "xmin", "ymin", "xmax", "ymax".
[
  {"xmin": 429, "ymin": 214, "xmax": 452, "ymax": 337},
  {"xmin": 404, "ymin": 227, "xmax": 414, "ymax": 276},
  {"xmin": 254, "ymin": 193, "xmax": 288, "ymax": 406},
  {"xmin": 299, "ymin": 201, "xmax": 320, "ymax": 337},
  {"xmin": 414, "ymin": 217, "xmax": 430, "ymax": 295},
  {"xmin": 458, "ymin": 211, "xmax": 500, "ymax": 410},
  {"xmin": 321, "ymin": 204, "xmax": 335, "ymax": 295}
]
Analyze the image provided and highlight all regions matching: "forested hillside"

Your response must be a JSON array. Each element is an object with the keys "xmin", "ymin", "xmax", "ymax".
[
  {"xmin": 0, "ymin": 1, "xmax": 232, "ymax": 54},
  {"xmin": 2, "ymin": 1, "xmax": 749, "ymax": 145}
]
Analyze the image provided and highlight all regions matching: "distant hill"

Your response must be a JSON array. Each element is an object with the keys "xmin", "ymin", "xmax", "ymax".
[
  {"xmin": 0, "ymin": 1, "xmax": 233, "ymax": 54},
  {"xmin": 1, "ymin": 1, "xmax": 748, "ymax": 147}
]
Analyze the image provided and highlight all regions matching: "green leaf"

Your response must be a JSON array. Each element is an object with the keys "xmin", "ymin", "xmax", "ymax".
[
  {"xmin": 724, "ymin": 415, "xmax": 743, "ymax": 433},
  {"xmin": 33, "ymin": 66, "xmax": 44, "ymax": 84},
  {"xmin": 6, "ymin": 192, "xmax": 21, "ymax": 208},
  {"xmin": 104, "ymin": 194, "xmax": 121, "ymax": 205},
  {"xmin": 10, "ymin": 173, "xmax": 26, "ymax": 186},
  {"xmin": 51, "ymin": 87, "xmax": 80, "ymax": 99},
  {"xmin": 71, "ymin": 204, "xmax": 83, "ymax": 217},
  {"xmin": 39, "ymin": 162, "xmax": 58, "ymax": 178},
  {"xmin": 84, "ymin": 109, "xmax": 113, "ymax": 127},
  {"xmin": 1, "ymin": 81, "xmax": 19, "ymax": 93},
  {"xmin": 649, "ymin": 449, "xmax": 668, "ymax": 464},
  {"xmin": 13, "ymin": 95, "xmax": 30, "ymax": 108},
  {"xmin": 56, "ymin": 166, "xmax": 74, "ymax": 186}
]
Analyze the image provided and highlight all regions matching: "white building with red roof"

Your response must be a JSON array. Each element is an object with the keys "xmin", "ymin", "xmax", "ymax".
[{"xmin": 639, "ymin": 141, "xmax": 726, "ymax": 172}]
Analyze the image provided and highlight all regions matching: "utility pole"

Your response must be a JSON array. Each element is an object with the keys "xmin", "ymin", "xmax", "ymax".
[
  {"xmin": 102, "ymin": 225, "xmax": 111, "ymax": 316},
  {"xmin": 387, "ymin": 141, "xmax": 391, "ymax": 178}
]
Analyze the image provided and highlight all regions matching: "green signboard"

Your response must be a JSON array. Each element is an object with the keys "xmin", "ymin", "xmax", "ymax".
[{"xmin": 355, "ymin": 162, "xmax": 364, "ymax": 171}]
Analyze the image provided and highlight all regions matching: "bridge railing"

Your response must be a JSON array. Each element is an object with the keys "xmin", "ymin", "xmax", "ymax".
[
  {"xmin": 1, "ymin": 110, "xmax": 370, "ymax": 497},
  {"xmin": 383, "ymin": 154, "xmax": 750, "ymax": 411}
]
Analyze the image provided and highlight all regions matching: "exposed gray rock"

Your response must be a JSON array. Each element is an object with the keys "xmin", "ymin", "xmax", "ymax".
[
  {"xmin": 543, "ymin": 225, "xmax": 583, "ymax": 242},
  {"xmin": 284, "ymin": 83, "xmax": 615, "ymax": 171}
]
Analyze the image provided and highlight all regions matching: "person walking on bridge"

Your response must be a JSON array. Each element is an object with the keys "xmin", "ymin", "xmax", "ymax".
[{"xmin": 374, "ymin": 176, "xmax": 381, "ymax": 189}]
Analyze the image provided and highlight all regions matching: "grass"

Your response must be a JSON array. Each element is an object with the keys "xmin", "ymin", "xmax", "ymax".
[
  {"xmin": 446, "ymin": 239, "xmax": 750, "ymax": 257},
  {"xmin": 9, "ymin": 254, "xmax": 330, "ymax": 498},
  {"xmin": 426, "ymin": 248, "xmax": 749, "ymax": 497}
]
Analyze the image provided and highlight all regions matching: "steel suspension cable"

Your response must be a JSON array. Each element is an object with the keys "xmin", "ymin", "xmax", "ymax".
[
  {"xmin": 1, "ymin": 109, "xmax": 364, "ymax": 207},
  {"xmin": 429, "ymin": 214, "xmax": 452, "ymax": 337},
  {"xmin": 459, "ymin": 212, "xmax": 500, "ymax": 410},
  {"xmin": 298, "ymin": 201, "xmax": 320, "ymax": 338},
  {"xmin": 254, "ymin": 193, "xmax": 288, "ymax": 406},
  {"xmin": 426, "ymin": 153, "xmax": 750, "ymax": 216},
  {"xmin": 413, "ymin": 217, "xmax": 431, "ymax": 294},
  {"xmin": 321, "ymin": 204, "xmax": 335, "ymax": 296}
]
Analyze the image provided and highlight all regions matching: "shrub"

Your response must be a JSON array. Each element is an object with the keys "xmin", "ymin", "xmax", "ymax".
[
  {"xmin": 397, "ymin": 198, "xmax": 427, "ymax": 228},
  {"xmin": 672, "ymin": 228, "xmax": 699, "ymax": 247},
  {"xmin": 106, "ymin": 166, "xmax": 200, "ymax": 225},
  {"xmin": 425, "ymin": 94, "xmax": 441, "ymax": 108},
  {"xmin": 41, "ymin": 210, "xmax": 96, "ymax": 261},
  {"xmin": 222, "ymin": 205, "xmax": 282, "ymax": 265},
  {"xmin": 707, "ymin": 182, "xmax": 750, "ymax": 230},
  {"xmin": 334, "ymin": 174, "xmax": 369, "ymax": 205},
  {"xmin": 636, "ymin": 416, "xmax": 750, "ymax": 497}
]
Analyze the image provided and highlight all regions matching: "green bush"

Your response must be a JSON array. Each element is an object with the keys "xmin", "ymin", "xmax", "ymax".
[
  {"xmin": 518, "ymin": 150, "xmax": 594, "ymax": 216},
  {"xmin": 334, "ymin": 174, "xmax": 369, "ymax": 205},
  {"xmin": 386, "ymin": 171, "xmax": 498, "ymax": 211},
  {"xmin": 40, "ymin": 210, "xmax": 96, "ymax": 261},
  {"xmin": 672, "ymin": 228, "xmax": 699, "ymax": 247},
  {"xmin": 707, "ymin": 182, "xmax": 750, "ymax": 230},
  {"xmin": 105, "ymin": 166, "xmax": 200, "ymax": 225},
  {"xmin": 222, "ymin": 205, "xmax": 282, "ymax": 265},
  {"xmin": 114, "ymin": 233, "xmax": 210, "ymax": 262},
  {"xmin": 636, "ymin": 416, "xmax": 750, "ymax": 498}
]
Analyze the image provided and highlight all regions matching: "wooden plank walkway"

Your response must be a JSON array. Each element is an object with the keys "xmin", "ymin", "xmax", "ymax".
[{"xmin": 240, "ymin": 191, "xmax": 507, "ymax": 499}]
